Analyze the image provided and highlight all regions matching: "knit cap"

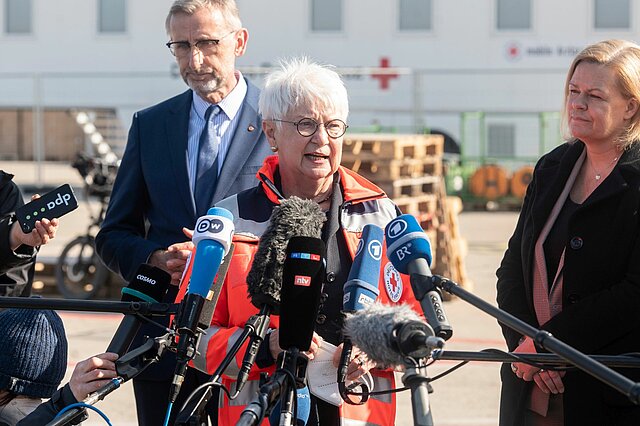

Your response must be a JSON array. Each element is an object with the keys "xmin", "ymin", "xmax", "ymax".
[{"xmin": 0, "ymin": 309, "xmax": 68, "ymax": 398}]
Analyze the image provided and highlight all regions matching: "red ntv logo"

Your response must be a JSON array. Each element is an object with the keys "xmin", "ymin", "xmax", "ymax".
[{"xmin": 294, "ymin": 275, "xmax": 311, "ymax": 287}]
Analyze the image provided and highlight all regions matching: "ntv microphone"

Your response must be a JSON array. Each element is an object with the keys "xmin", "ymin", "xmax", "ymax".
[
  {"xmin": 235, "ymin": 197, "xmax": 326, "ymax": 396},
  {"xmin": 337, "ymin": 224, "xmax": 383, "ymax": 399},
  {"xmin": 276, "ymin": 236, "xmax": 325, "ymax": 426},
  {"xmin": 385, "ymin": 214, "xmax": 453, "ymax": 341},
  {"xmin": 170, "ymin": 207, "xmax": 234, "ymax": 404},
  {"xmin": 106, "ymin": 263, "xmax": 171, "ymax": 356},
  {"xmin": 278, "ymin": 236, "xmax": 326, "ymax": 351}
]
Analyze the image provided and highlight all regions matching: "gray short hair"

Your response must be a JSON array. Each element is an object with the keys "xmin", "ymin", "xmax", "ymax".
[
  {"xmin": 259, "ymin": 57, "xmax": 349, "ymax": 122},
  {"xmin": 165, "ymin": 0, "xmax": 242, "ymax": 34}
]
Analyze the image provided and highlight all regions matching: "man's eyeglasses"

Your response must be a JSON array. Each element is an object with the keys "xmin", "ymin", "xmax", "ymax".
[
  {"xmin": 166, "ymin": 30, "xmax": 236, "ymax": 57},
  {"xmin": 271, "ymin": 118, "xmax": 348, "ymax": 139}
]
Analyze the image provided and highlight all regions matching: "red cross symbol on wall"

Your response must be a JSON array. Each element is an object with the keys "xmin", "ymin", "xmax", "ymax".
[{"xmin": 371, "ymin": 57, "xmax": 399, "ymax": 90}]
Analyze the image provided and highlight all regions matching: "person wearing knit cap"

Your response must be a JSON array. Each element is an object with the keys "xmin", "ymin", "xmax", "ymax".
[{"xmin": 0, "ymin": 308, "xmax": 67, "ymax": 425}]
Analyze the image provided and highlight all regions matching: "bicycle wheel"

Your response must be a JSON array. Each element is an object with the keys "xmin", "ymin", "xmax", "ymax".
[{"xmin": 55, "ymin": 236, "xmax": 110, "ymax": 299}]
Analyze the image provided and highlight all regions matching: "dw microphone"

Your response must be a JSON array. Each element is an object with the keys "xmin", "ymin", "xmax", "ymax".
[
  {"xmin": 170, "ymin": 207, "xmax": 234, "ymax": 403},
  {"xmin": 106, "ymin": 263, "xmax": 171, "ymax": 356},
  {"xmin": 385, "ymin": 214, "xmax": 453, "ymax": 341}
]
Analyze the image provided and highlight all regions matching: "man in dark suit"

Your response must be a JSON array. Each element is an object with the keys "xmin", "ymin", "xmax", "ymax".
[{"xmin": 95, "ymin": 0, "xmax": 271, "ymax": 424}]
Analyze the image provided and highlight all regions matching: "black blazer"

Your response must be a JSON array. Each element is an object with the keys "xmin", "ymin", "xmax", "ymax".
[{"xmin": 496, "ymin": 140, "xmax": 640, "ymax": 425}]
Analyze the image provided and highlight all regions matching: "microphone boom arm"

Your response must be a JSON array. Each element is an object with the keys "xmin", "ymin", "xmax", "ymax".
[{"xmin": 432, "ymin": 275, "xmax": 640, "ymax": 405}]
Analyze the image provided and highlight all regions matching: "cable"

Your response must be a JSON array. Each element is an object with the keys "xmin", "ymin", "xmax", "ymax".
[
  {"xmin": 163, "ymin": 402, "xmax": 173, "ymax": 426},
  {"xmin": 54, "ymin": 402, "xmax": 112, "ymax": 425},
  {"xmin": 178, "ymin": 380, "xmax": 230, "ymax": 414}
]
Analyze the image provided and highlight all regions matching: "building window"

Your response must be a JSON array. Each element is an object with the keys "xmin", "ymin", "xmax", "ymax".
[
  {"xmin": 399, "ymin": 0, "xmax": 432, "ymax": 31},
  {"xmin": 5, "ymin": 0, "xmax": 32, "ymax": 34},
  {"xmin": 496, "ymin": 0, "xmax": 531, "ymax": 31},
  {"xmin": 99, "ymin": 0, "xmax": 127, "ymax": 33},
  {"xmin": 311, "ymin": 0, "xmax": 342, "ymax": 32},
  {"xmin": 594, "ymin": 0, "xmax": 630, "ymax": 30},
  {"xmin": 487, "ymin": 124, "xmax": 515, "ymax": 157}
]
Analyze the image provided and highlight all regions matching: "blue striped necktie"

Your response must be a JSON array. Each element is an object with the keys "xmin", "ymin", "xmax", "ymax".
[{"xmin": 194, "ymin": 105, "xmax": 220, "ymax": 216}]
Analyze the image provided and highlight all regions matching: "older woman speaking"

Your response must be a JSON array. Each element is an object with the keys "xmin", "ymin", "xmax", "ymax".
[
  {"xmin": 176, "ymin": 57, "xmax": 422, "ymax": 425},
  {"xmin": 497, "ymin": 39, "xmax": 640, "ymax": 425}
]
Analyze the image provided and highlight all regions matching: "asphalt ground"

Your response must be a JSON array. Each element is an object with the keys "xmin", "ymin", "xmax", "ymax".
[{"xmin": 1, "ymin": 161, "xmax": 520, "ymax": 425}]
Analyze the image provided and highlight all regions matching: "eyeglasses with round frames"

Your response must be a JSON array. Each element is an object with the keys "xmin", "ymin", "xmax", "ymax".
[
  {"xmin": 166, "ymin": 30, "xmax": 236, "ymax": 57},
  {"xmin": 271, "ymin": 117, "xmax": 348, "ymax": 138}
]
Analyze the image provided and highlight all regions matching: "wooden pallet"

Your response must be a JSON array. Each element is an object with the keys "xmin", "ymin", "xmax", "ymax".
[
  {"xmin": 377, "ymin": 175, "xmax": 440, "ymax": 198},
  {"xmin": 341, "ymin": 157, "xmax": 442, "ymax": 181},
  {"xmin": 343, "ymin": 133, "xmax": 444, "ymax": 160},
  {"xmin": 432, "ymin": 193, "xmax": 472, "ymax": 298},
  {"xmin": 393, "ymin": 193, "xmax": 438, "ymax": 217}
]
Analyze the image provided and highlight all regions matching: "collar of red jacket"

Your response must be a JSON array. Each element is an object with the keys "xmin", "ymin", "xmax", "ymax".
[{"xmin": 256, "ymin": 155, "xmax": 386, "ymax": 205}]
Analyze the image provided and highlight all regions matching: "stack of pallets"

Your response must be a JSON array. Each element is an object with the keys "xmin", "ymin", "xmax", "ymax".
[{"xmin": 342, "ymin": 134, "xmax": 469, "ymax": 292}]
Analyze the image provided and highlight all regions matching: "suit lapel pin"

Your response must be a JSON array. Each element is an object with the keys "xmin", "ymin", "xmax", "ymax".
[{"xmin": 247, "ymin": 124, "xmax": 255, "ymax": 132}]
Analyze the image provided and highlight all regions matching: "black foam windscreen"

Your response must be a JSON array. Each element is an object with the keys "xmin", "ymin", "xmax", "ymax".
[
  {"xmin": 278, "ymin": 236, "xmax": 326, "ymax": 351},
  {"xmin": 107, "ymin": 263, "xmax": 171, "ymax": 356},
  {"xmin": 247, "ymin": 197, "xmax": 326, "ymax": 315},
  {"xmin": 120, "ymin": 263, "xmax": 171, "ymax": 303}
]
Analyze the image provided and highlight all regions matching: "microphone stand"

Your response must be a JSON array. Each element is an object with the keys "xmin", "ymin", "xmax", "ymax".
[
  {"xmin": 392, "ymin": 320, "xmax": 445, "ymax": 426},
  {"xmin": 431, "ymin": 275, "xmax": 640, "ymax": 405},
  {"xmin": 402, "ymin": 357, "xmax": 435, "ymax": 426},
  {"xmin": 174, "ymin": 313, "xmax": 270, "ymax": 426},
  {"xmin": 46, "ymin": 333, "xmax": 175, "ymax": 426},
  {"xmin": 0, "ymin": 296, "xmax": 178, "ymax": 315},
  {"xmin": 236, "ymin": 348, "xmax": 308, "ymax": 426},
  {"xmin": 431, "ymin": 350, "xmax": 640, "ymax": 368}
]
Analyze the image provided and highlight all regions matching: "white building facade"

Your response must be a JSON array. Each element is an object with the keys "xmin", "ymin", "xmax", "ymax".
[{"xmin": 0, "ymin": 0, "xmax": 637, "ymax": 162}]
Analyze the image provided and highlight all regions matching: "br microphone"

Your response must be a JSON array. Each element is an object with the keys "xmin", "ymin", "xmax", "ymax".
[
  {"xmin": 170, "ymin": 207, "xmax": 234, "ymax": 404},
  {"xmin": 106, "ymin": 263, "xmax": 171, "ymax": 356},
  {"xmin": 235, "ymin": 197, "xmax": 326, "ymax": 396},
  {"xmin": 337, "ymin": 224, "xmax": 383, "ymax": 398},
  {"xmin": 385, "ymin": 214, "xmax": 453, "ymax": 341},
  {"xmin": 343, "ymin": 303, "xmax": 444, "ymax": 367}
]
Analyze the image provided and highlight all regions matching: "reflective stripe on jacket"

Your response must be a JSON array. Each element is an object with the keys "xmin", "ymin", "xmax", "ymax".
[{"xmin": 176, "ymin": 156, "xmax": 423, "ymax": 425}]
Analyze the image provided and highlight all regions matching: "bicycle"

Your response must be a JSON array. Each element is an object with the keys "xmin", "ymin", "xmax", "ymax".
[{"xmin": 55, "ymin": 153, "xmax": 118, "ymax": 299}]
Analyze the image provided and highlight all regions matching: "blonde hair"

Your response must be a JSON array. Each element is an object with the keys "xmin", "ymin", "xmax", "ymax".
[{"xmin": 561, "ymin": 39, "xmax": 640, "ymax": 149}]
